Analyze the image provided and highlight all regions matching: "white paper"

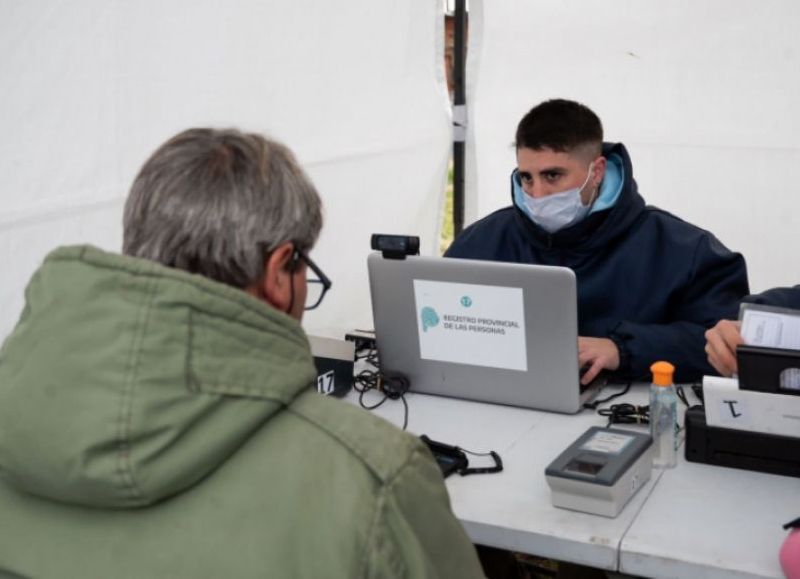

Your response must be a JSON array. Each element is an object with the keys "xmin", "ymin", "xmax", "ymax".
[
  {"xmin": 712, "ymin": 395, "xmax": 753, "ymax": 429},
  {"xmin": 581, "ymin": 431, "xmax": 634, "ymax": 455},
  {"xmin": 741, "ymin": 309, "xmax": 800, "ymax": 350},
  {"xmin": 413, "ymin": 279, "xmax": 527, "ymax": 371}
]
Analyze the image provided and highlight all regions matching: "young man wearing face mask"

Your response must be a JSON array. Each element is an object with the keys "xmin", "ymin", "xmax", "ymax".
[{"xmin": 446, "ymin": 99, "xmax": 749, "ymax": 384}]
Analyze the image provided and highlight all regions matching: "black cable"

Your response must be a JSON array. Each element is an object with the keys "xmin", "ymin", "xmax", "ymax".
[
  {"xmin": 400, "ymin": 396, "xmax": 408, "ymax": 430},
  {"xmin": 675, "ymin": 384, "xmax": 689, "ymax": 407},
  {"xmin": 691, "ymin": 381, "xmax": 704, "ymax": 404},
  {"xmin": 354, "ymin": 347, "xmax": 379, "ymax": 367},
  {"xmin": 598, "ymin": 403, "xmax": 650, "ymax": 426},
  {"xmin": 353, "ymin": 348, "xmax": 410, "ymax": 430},
  {"xmin": 379, "ymin": 373, "xmax": 410, "ymax": 430},
  {"xmin": 583, "ymin": 380, "xmax": 632, "ymax": 410},
  {"xmin": 592, "ymin": 381, "xmax": 698, "ymax": 430},
  {"xmin": 448, "ymin": 444, "xmax": 503, "ymax": 476},
  {"xmin": 460, "ymin": 447, "xmax": 495, "ymax": 457}
]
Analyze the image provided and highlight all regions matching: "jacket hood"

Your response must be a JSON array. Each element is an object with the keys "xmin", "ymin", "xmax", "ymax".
[
  {"xmin": 510, "ymin": 142, "xmax": 646, "ymax": 252},
  {"xmin": 0, "ymin": 246, "xmax": 316, "ymax": 509}
]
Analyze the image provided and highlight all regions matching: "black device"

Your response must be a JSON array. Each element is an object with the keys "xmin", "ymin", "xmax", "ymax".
[
  {"xmin": 312, "ymin": 355, "xmax": 353, "ymax": 397},
  {"xmin": 737, "ymin": 344, "xmax": 800, "ymax": 396},
  {"xmin": 684, "ymin": 405, "xmax": 800, "ymax": 478},
  {"xmin": 309, "ymin": 335, "xmax": 355, "ymax": 398},
  {"xmin": 370, "ymin": 234, "xmax": 420, "ymax": 259},
  {"xmin": 344, "ymin": 330, "xmax": 377, "ymax": 353},
  {"xmin": 420, "ymin": 435, "xmax": 503, "ymax": 478},
  {"xmin": 420, "ymin": 435, "xmax": 469, "ymax": 477}
]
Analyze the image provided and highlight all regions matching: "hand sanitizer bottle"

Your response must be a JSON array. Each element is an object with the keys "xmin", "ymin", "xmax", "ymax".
[{"xmin": 650, "ymin": 361, "xmax": 677, "ymax": 468}]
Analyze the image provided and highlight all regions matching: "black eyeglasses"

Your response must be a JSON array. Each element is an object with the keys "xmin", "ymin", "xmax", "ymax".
[{"xmin": 295, "ymin": 251, "xmax": 332, "ymax": 310}]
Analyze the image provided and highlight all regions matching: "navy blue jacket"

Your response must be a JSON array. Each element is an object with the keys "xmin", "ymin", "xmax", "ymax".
[
  {"xmin": 446, "ymin": 143, "xmax": 749, "ymax": 382},
  {"xmin": 744, "ymin": 286, "xmax": 800, "ymax": 309}
]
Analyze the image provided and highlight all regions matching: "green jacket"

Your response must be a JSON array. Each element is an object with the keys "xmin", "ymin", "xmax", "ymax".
[{"xmin": 0, "ymin": 246, "xmax": 483, "ymax": 579}]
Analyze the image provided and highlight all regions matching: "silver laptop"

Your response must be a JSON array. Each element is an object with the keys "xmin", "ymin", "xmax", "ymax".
[{"xmin": 367, "ymin": 253, "xmax": 601, "ymax": 414}]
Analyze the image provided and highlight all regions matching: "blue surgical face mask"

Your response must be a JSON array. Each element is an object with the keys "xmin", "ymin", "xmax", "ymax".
[{"xmin": 513, "ymin": 162, "xmax": 596, "ymax": 233}]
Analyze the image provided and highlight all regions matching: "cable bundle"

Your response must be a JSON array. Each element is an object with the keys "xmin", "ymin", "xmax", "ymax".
[{"xmin": 598, "ymin": 403, "xmax": 650, "ymax": 426}]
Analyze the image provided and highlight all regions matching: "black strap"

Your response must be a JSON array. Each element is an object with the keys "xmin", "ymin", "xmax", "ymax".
[{"xmin": 459, "ymin": 450, "xmax": 503, "ymax": 476}]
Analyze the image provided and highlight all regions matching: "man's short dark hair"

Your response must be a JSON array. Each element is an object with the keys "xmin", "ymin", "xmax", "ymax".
[{"xmin": 515, "ymin": 99, "xmax": 603, "ymax": 156}]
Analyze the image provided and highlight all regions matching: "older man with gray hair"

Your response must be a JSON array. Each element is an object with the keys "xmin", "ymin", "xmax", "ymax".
[{"xmin": 0, "ymin": 128, "xmax": 483, "ymax": 578}]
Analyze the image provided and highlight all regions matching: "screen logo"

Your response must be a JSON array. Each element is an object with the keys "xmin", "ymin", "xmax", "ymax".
[{"xmin": 420, "ymin": 306, "xmax": 440, "ymax": 332}]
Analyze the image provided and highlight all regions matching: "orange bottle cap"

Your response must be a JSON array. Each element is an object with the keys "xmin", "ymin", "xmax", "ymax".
[{"xmin": 650, "ymin": 361, "xmax": 675, "ymax": 386}]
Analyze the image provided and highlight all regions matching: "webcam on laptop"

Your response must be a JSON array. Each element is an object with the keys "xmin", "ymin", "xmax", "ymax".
[{"xmin": 370, "ymin": 234, "xmax": 420, "ymax": 260}]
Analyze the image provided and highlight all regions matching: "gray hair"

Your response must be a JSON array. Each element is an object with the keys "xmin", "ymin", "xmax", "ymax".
[{"xmin": 123, "ymin": 128, "xmax": 323, "ymax": 288}]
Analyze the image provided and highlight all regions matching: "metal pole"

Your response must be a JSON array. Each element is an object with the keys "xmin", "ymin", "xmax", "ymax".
[{"xmin": 452, "ymin": 0, "xmax": 467, "ymax": 236}]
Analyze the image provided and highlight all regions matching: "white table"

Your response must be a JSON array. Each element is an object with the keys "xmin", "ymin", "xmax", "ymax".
[
  {"xmin": 619, "ymin": 450, "xmax": 799, "ymax": 579},
  {"xmin": 346, "ymin": 384, "xmax": 799, "ymax": 577},
  {"xmin": 348, "ymin": 384, "xmax": 661, "ymax": 571}
]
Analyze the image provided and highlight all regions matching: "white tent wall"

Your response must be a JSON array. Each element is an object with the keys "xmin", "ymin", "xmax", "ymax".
[
  {"xmin": 0, "ymin": 0, "xmax": 451, "ymax": 340},
  {"xmin": 466, "ymin": 0, "xmax": 800, "ymax": 294}
]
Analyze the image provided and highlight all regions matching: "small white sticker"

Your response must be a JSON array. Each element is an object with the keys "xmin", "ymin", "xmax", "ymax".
[
  {"xmin": 581, "ymin": 431, "xmax": 634, "ymax": 455},
  {"xmin": 317, "ymin": 370, "xmax": 335, "ymax": 395}
]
